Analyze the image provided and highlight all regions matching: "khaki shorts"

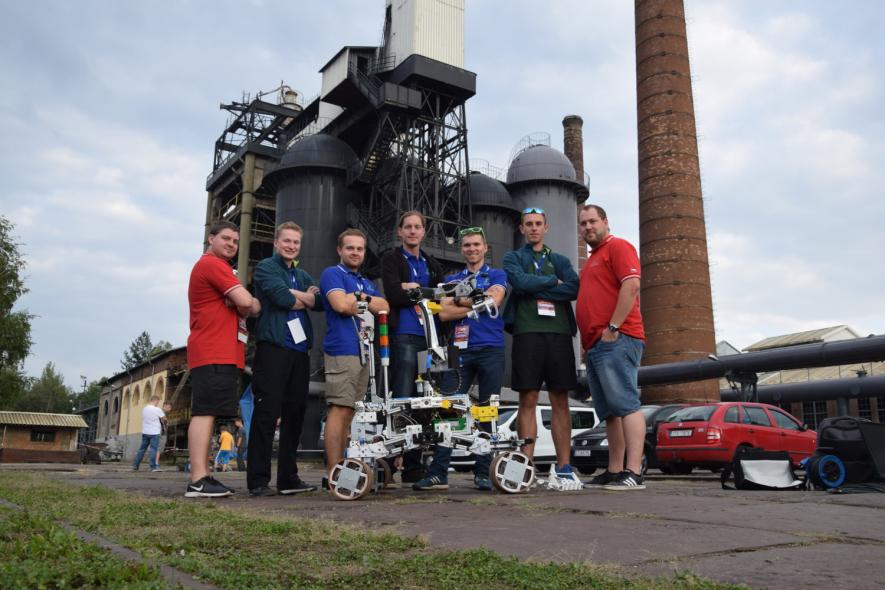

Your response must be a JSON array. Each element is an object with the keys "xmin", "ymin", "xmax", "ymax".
[{"xmin": 324, "ymin": 355, "xmax": 369, "ymax": 408}]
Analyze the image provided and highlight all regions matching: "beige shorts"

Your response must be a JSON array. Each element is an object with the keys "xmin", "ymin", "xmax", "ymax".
[{"xmin": 324, "ymin": 355, "xmax": 369, "ymax": 408}]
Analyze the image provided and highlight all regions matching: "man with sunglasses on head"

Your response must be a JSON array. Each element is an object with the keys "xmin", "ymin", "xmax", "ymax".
[
  {"xmin": 411, "ymin": 227, "xmax": 508, "ymax": 492},
  {"xmin": 502, "ymin": 207, "xmax": 581, "ymax": 488}
]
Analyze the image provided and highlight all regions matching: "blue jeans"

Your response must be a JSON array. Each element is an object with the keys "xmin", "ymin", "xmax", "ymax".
[
  {"xmin": 390, "ymin": 334, "xmax": 427, "ymax": 473},
  {"xmin": 426, "ymin": 347, "xmax": 505, "ymax": 479},
  {"xmin": 585, "ymin": 335, "xmax": 644, "ymax": 421},
  {"xmin": 133, "ymin": 434, "xmax": 160, "ymax": 470}
]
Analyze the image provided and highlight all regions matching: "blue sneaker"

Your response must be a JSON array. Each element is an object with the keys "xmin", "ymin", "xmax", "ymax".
[
  {"xmin": 412, "ymin": 474, "xmax": 449, "ymax": 491},
  {"xmin": 473, "ymin": 474, "xmax": 492, "ymax": 491}
]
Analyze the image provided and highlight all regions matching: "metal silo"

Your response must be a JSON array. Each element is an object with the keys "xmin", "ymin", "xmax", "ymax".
[
  {"xmin": 506, "ymin": 143, "xmax": 587, "ymax": 269},
  {"xmin": 465, "ymin": 171, "xmax": 519, "ymax": 268}
]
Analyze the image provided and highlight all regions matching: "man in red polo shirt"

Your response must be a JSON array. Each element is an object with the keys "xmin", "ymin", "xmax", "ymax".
[
  {"xmin": 576, "ymin": 204, "xmax": 647, "ymax": 490},
  {"xmin": 186, "ymin": 220, "xmax": 260, "ymax": 498}
]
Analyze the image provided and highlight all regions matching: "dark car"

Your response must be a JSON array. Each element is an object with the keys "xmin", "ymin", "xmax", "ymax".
[
  {"xmin": 570, "ymin": 404, "xmax": 686, "ymax": 476},
  {"xmin": 656, "ymin": 402, "xmax": 817, "ymax": 472}
]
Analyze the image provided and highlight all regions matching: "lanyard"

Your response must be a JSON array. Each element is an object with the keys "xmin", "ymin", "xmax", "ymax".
[
  {"xmin": 402, "ymin": 251, "xmax": 426, "ymax": 280},
  {"xmin": 532, "ymin": 249, "xmax": 549, "ymax": 275},
  {"xmin": 337, "ymin": 264, "xmax": 365, "ymax": 292}
]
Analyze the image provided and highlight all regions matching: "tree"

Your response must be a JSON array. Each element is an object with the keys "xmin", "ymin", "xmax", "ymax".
[
  {"xmin": 0, "ymin": 216, "xmax": 33, "ymax": 409},
  {"xmin": 15, "ymin": 362, "xmax": 72, "ymax": 413},
  {"xmin": 71, "ymin": 378, "xmax": 104, "ymax": 411},
  {"xmin": 121, "ymin": 332, "xmax": 172, "ymax": 371}
]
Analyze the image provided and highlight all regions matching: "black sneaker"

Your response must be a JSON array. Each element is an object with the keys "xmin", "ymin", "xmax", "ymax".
[
  {"xmin": 185, "ymin": 476, "xmax": 234, "ymax": 498},
  {"xmin": 249, "ymin": 485, "xmax": 277, "ymax": 497},
  {"xmin": 412, "ymin": 474, "xmax": 449, "ymax": 491},
  {"xmin": 401, "ymin": 468, "xmax": 425, "ymax": 484},
  {"xmin": 207, "ymin": 476, "xmax": 234, "ymax": 493},
  {"xmin": 604, "ymin": 470, "xmax": 646, "ymax": 491},
  {"xmin": 587, "ymin": 471, "xmax": 619, "ymax": 487},
  {"xmin": 279, "ymin": 477, "xmax": 316, "ymax": 495}
]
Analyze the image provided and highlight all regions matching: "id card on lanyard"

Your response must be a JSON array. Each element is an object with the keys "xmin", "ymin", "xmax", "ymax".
[{"xmin": 532, "ymin": 249, "xmax": 556, "ymax": 317}]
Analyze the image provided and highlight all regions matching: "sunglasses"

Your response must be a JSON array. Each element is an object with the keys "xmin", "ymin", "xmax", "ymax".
[
  {"xmin": 458, "ymin": 226, "xmax": 485, "ymax": 238},
  {"xmin": 521, "ymin": 207, "xmax": 546, "ymax": 215}
]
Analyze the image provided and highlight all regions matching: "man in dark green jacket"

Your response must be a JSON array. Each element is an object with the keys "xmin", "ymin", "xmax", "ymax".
[
  {"xmin": 502, "ymin": 208, "xmax": 581, "ymax": 486},
  {"xmin": 247, "ymin": 221, "xmax": 321, "ymax": 497}
]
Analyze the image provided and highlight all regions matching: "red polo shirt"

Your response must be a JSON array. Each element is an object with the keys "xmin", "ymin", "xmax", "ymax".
[
  {"xmin": 187, "ymin": 253, "xmax": 245, "ymax": 369},
  {"xmin": 576, "ymin": 235, "xmax": 645, "ymax": 350}
]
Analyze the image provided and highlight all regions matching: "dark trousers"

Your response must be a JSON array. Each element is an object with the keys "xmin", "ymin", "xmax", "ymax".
[
  {"xmin": 426, "ymin": 347, "xmax": 504, "ymax": 479},
  {"xmin": 247, "ymin": 342, "xmax": 310, "ymax": 490},
  {"xmin": 390, "ymin": 333, "xmax": 427, "ymax": 473}
]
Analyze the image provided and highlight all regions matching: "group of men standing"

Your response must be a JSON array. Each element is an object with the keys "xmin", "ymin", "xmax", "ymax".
[{"xmin": 182, "ymin": 204, "xmax": 647, "ymax": 498}]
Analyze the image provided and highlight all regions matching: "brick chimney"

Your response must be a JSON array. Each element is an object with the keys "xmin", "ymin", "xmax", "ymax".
[{"xmin": 562, "ymin": 115, "xmax": 588, "ymax": 271}]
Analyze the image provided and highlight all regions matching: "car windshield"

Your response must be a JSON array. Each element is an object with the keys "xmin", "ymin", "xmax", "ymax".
[
  {"xmin": 498, "ymin": 409, "xmax": 517, "ymax": 424},
  {"xmin": 667, "ymin": 405, "xmax": 716, "ymax": 422}
]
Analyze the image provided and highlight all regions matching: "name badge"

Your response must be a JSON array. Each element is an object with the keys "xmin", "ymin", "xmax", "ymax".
[
  {"xmin": 453, "ymin": 324, "xmax": 469, "ymax": 349},
  {"xmin": 537, "ymin": 300, "xmax": 556, "ymax": 317},
  {"xmin": 414, "ymin": 304, "xmax": 425, "ymax": 326},
  {"xmin": 237, "ymin": 318, "xmax": 249, "ymax": 343},
  {"xmin": 287, "ymin": 317, "xmax": 307, "ymax": 344}
]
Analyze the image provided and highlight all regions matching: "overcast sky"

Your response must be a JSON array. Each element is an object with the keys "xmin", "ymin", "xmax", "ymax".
[{"xmin": 3, "ymin": 1, "xmax": 884, "ymax": 388}]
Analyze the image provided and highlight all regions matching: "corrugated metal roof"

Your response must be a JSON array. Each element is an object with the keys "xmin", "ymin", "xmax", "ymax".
[
  {"xmin": 744, "ymin": 325, "xmax": 858, "ymax": 352},
  {"xmin": 0, "ymin": 412, "xmax": 88, "ymax": 428},
  {"xmin": 757, "ymin": 361, "xmax": 885, "ymax": 386}
]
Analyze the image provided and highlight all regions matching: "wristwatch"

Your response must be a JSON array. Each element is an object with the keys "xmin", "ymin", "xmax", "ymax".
[{"xmin": 607, "ymin": 323, "xmax": 620, "ymax": 333}]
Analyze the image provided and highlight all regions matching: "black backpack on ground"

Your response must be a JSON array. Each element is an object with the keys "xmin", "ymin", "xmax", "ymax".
[
  {"xmin": 816, "ymin": 416, "xmax": 885, "ymax": 484},
  {"xmin": 721, "ymin": 448, "xmax": 804, "ymax": 490}
]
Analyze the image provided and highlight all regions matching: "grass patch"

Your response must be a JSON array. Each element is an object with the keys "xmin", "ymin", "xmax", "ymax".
[
  {"xmin": 0, "ymin": 506, "xmax": 170, "ymax": 589},
  {"xmin": 0, "ymin": 473, "xmax": 743, "ymax": 589}
]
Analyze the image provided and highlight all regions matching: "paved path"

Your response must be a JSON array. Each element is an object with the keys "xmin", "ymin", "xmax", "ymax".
[{"xmin": 6, "ymin": 463, "xmax": 885, "ymax": 589}]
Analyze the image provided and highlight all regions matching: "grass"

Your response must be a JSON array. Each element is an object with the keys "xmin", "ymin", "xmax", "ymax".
[
  {"xmin": 0, "ymin": 506, "xmax": 171, "ymax": 589},
  {"xmin": 0, "ymin": 473, "xmax": 744, "ymax": 589}
]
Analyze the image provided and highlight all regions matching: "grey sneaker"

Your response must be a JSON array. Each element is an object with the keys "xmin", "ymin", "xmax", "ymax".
[
  {"xmin": 279, "ymin": 477, "xmax": 316, "ymax": 495},
  {"xmin": 474, "ymin": 474, "xmax": 493, "ymax": 491},
  {"xmin": 604, "ymin": 470, "xmax": 646, "ymax": 491}
]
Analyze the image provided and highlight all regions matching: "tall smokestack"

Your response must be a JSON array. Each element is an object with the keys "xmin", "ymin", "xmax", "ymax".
[
  {"xmin": 562, "ymin": 115, "xmax": 588, "ymax": 270},
  {"xmin": 634, "ymin": 0, "xmax": 718, "ymax": 402}
]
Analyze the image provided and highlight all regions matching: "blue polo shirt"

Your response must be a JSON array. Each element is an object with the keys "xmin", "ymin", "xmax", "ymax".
[
  {"xmin": 283, "ymin": 266, "xmax": 309, "ymax": 353},
  {"xmin": 320, "ymin": 264, "xmax": 381, "ymax": 356},
  {"xmin": 394, "ymin": 248, "xmax": 430, "ymax": 337},
  {"xmin": 445, "ymin": 264, "xmax": 508, "ymax": 349}
]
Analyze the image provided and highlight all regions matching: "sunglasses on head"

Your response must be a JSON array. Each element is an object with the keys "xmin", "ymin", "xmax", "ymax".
[
  {"xmin": 458, "ymin": 226, "xmax": 485, "ymax": 238},
  {"xmin": 521, "ymin": 207, "xmax": 545, "ymax": 215}
]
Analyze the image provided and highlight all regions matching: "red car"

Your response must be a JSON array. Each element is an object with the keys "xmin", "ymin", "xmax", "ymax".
[{"xmin": 656, "ymin": 402, "xmax": 817, "ymax": 471}]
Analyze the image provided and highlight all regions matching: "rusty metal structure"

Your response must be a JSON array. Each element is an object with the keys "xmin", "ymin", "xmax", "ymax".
[
  {"xmin": 634, "ymin": 0, "xmax": 718, "ymax": 402},
  {"xmin": 562, "ymin": 115, "xmax": 588, "ymax": 271}
]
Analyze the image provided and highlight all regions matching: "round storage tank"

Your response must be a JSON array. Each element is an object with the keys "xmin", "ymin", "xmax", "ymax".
[
  {"xmin": 506, "ymin": 144, "xmax": 586, "ymax": 269},
  {"xmin": 465, "ymin": 171, "xmax": 519, "ymax": 268}
]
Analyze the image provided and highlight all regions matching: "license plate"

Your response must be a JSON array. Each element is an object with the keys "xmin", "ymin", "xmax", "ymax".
[
  {"xmin": 669, "ymin": 429, "xmax": 693, "ymax": 438},
  {"xmin": 574, "ymin": 449, "xmax": 592, "ymax": 457}
]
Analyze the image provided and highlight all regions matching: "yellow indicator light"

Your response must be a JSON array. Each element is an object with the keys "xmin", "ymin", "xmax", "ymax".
[{"xmin": 440, "ymin": 400, "xmax": 452, "ymax": 409}]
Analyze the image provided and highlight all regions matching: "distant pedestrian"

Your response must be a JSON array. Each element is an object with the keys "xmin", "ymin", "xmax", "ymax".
[
  {"xmin": 234, "ymin": 418, "xmax": 247, "ymax": 471},
  {"xmin": 185, "ymin": 219, "xmax": 261, "ymax": 498},
  {"xmin": 577, "ymin": 204, "xmax": 646, "ymax": 490},
  {"xmin": 215, "ymin": 425, "xmax": 234, "ymax": 472},
  {"xmin": 133, "ymin": 395, "xmax": 166, "ymax": 472}
]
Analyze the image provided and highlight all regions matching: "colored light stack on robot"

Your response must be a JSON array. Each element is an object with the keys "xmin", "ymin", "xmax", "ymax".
[{"xmin": 378, "ymin": 310, "xmax": 389, "ymax": 367}]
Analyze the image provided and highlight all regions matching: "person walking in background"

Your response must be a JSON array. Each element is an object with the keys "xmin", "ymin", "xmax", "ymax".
[
  {"xmin": 234, "ymin": 417, "xmax": 247, "ymax": 471},
  {"xmin": 577, "ymin": 204, "xmax": 647, "ymax": 490},
  {"xmin": 133, "ymin": 395, "xmax": 166, "ymax": 472},
  {"xmin": 215, "ymin": 425, "xmax": 235, "ymax": 472}
]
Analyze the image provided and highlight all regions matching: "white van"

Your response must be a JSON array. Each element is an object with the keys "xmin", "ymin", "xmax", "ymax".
[{"xmin": 450, "ymin": 405, "xmax": 598, "ymax": 470}]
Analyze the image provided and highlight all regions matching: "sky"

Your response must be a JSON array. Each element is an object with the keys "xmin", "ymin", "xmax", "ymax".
[{"xmin": 2, "ymin": 1, "xmax": 884, "ymax": 388}]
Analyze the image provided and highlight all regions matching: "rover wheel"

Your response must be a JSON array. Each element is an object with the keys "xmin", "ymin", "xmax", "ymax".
[
  {"xmin": 329, "ymin": 458, "xmax": 374, "ymax": 501},
  {"xmin": 490, "ymin": 451, "xmax": 535, "ymax": 494}
]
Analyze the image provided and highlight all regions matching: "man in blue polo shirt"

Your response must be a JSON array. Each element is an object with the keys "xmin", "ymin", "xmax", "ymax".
[
  {"xmin": 320, "ymin": 229, "xmax": 390, "ymax": 477},
  {"xmin": 412, "ymin": 227, "xmax": 509, "ymax": 492}
]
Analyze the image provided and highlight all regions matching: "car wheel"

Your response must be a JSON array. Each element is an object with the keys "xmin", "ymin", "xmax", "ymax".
[
  {"xmin": 453, "ymin": 466, "xmax": 471, "ymax": 473},
  {"xmin": 659, "ymin": 463, "xmax": 674, "ymax": 475},
  {"xmin": 576, "ymin": 466, "xmax": 597, "ymax": 476},
  {"xmin": 671, "ymin": 463, "xmax": 694, "ymax": 475},
  {"xmin": 709, "ymin": 466, "xmax": 723, "ymax": 474}
]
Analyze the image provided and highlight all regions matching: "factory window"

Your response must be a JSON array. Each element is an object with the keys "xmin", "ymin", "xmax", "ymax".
[
  {"xmin": 857, "ymin": 398, "xmax": 872, "ymax": 420},
  {"xmin": 878, "ymin": 398, "xmax": 885, "ymax": 423},
  {"xmin": 31, "ymin": 430, "xmax": 56, "ymax": 443},
  {"xmin": 802, "ymin": 400, "xmax": 828, "ymax": 431}
]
